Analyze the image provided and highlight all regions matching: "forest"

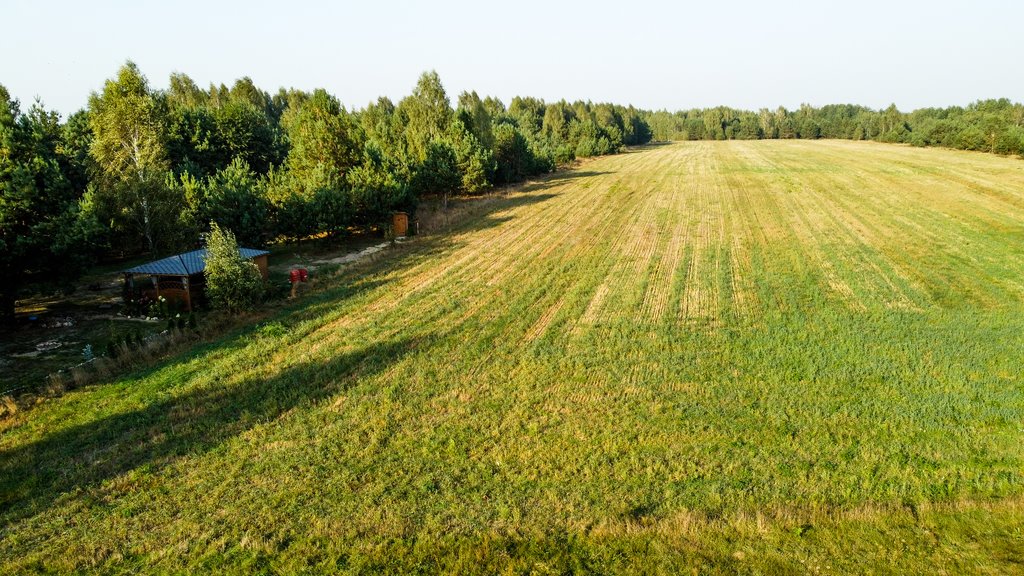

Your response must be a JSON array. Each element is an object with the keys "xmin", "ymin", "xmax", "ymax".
[
  {"xmin": 645, "ymin": 100, "xmax": 1024, "ymax": 153},
  {"xmin": 2, "ymin": 61, "xmax": 1023, "ymax": 323},
  {"xmin": 0, "ymin": 63, "xmax": 651, "ymax": 323}
]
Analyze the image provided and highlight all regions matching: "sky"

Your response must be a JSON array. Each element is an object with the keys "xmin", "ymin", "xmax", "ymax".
[{"xmin": 1, "ymin": 0, "xmax": 1021, "ymax": 117}]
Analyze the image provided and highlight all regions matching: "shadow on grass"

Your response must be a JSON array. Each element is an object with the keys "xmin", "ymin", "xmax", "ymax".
[
  {"xmin": 284, "ymin": 187, "xmax": 565, "ymax": 327},
  {"xmin": 416, "ymin": 186, "xmax": 561, "ymax": 239},
  {"xmin": 275, "ymin": 277, "xmax": 394, "ymax": 329},
  {"xmin": 0, "ymin": 332, "xmax": 430, "ymax": 524},
  {"xmin": 0, "ymin": 162, "xmax": 581, "ymax": 522},
  {"xmin": 518, "ymin": 171, "xmax": 609, "ymax": 193},
  {"xmin": 455, "ymin": 193, "xmax": 558, "ymax": 234},
  {"xmin": 623, "ymin": 141, "xmax": 673, "ymax": 151}
]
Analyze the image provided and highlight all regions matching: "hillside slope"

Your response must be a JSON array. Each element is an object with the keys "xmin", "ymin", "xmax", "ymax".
[{"xmin": 3, "ymin": 141, "xmax": 1024, "ymax": 573}]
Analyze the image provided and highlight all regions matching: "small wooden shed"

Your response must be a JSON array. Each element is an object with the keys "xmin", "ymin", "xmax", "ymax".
[{"xmin": 122, "ymin": 247, "xmax": 269, "ymax": 312}]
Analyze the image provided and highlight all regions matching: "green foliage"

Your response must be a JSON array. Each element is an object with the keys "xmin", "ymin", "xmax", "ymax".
[
  {"xmin": 311, "ymin": 187, "xmax": 349, "ymax": 236},
  {"xmin": 569, "ymin": 119, "xmax": 613, "ymax": 157},
  {"xmin": 87, "ymin": 62, "xmax": 176, "ymax": 253},
  {"xmin": 7, "ymin": 64, "xmax": 655, "ymax": 274},
  {"xmin": 202, "ymin": 157, "xmax": 268, "ymax": 246},
  {"xmin": 167, "ymin": 99, "xmax": 279, "ymax": 178},
  {"xmin": 399, "ymin": 71, "xmax": 454, "ymax": 162},
  {"xmin": 508, "ymin": 96, "xmax": 545, "ymax": 137},
  {"xmin": 203, "ymin": 222, "xmax": 264, "ymax": 311},
  {"xmin": 542, "ymin": 100, "xmax": 576, "ymax": 141},
  {"xmin": 457, "ymin": 91, "xmax": 495, "ymax": 150},
  {"xmin": 358, "ymin": 97, "xmax": 410, "ymax": 176},
  {"xmin": 166, "ymin": 72, "xmax": 208, "ymax": 110},
  {"xmin": 88, "ymin": 63, "xmax": 168, "ymax": 183},
  {"xmin": 346, "ymin": 150, "xmax": 411, "ymax": 224},
  {"xmin": 0, "ymin": 87, "xmax": 92, "ymax": 323},
  {"xmin": 164, "ymin": 170, "xmax": 202, "ymax": 246},
  {"xmin": 446, "ymin": 119, "xmax": 492, "ymax": 194},
  {"xmin": 411, "ymin": 140, "xmax": 460, "ymax": 199},
  {"xmin": 262, "ymin": 167, "xmax": 311, "ymax": 241},
  {"xmin": 280, "ymin": 89, "xmax": 361, "ymax": 194},
  {"xmin": 621, "ymin": 105, "xmax": 652, "ymax": 144},
  {"xmin": 166, "ymin": 105, "xmax": 219, "ymax": 177},
  {"xmin": 57, "ymin": 110, "xmax": 94, "ymax": 195},
  {"xmin": 491, "ymin": 123, "xmax": 533, "ymax": 184}
]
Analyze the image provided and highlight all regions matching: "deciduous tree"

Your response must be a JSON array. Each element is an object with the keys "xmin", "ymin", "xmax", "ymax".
[{"xmin": 88, "ymin": 62, "xmax": 175, "ymax": 253}]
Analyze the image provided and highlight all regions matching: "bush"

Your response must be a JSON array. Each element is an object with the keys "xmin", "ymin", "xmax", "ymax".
[
  {"xmin": 204, "ymin": 222, "xmax": 265, "ymax": 311},
  {"xmin": 149, "ymin": 295, "xmax": 169, "ymax": 318}
]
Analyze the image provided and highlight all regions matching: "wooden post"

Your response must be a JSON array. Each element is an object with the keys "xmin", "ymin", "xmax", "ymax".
[{"xmin": 183, "ymin": 275, "xmax": 192, "ymax": 312}]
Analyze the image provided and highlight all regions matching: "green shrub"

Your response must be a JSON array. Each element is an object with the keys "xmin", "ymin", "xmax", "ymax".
[
  {"xmin": 204, "ymin": 222, "xmax": 265, "ymax": 312},
  {"xmin": 257, "ymin": 321, "xmax": 287, "ymax": 339}
]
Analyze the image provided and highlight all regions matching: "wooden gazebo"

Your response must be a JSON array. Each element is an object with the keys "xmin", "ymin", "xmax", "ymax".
[{"xmin": 122, "ymin": 247, "xmax": 269, "ymax": 312}]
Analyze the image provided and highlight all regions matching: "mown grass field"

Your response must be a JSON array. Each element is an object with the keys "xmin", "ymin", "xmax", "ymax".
[{"xmin": 3, "ymin": 140, "xmax": 1024, "ymax": 574}]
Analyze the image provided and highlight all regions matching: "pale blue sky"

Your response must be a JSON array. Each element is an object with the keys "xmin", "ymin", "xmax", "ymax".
[{"xmin": 1, "ymin": 0, "xmax": 1021, "ymax": 117}]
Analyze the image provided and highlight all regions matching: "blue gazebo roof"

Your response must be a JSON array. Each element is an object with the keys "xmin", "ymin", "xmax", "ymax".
[{"xmin": 123, "ymin": 248, "xmax": 269, "ymax": 276}]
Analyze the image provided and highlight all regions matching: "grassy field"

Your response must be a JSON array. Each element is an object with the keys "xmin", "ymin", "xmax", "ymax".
[{"xmin": 3, "ymin": 140, "xmax": 1024, "ymax": 574}]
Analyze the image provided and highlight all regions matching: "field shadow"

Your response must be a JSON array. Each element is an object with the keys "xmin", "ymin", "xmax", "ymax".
[
  {"xmin": 518, "ymin": 171, "xmax": 609, "ymax": 193},
  {"xmin": 0, "ymin": 332, "xmax": 429, "ymax": 524},
  {"xmin": 237, "ymin": 185, "xmax": 567, "ymax": 348},
  {"xmin": 631, "ymin": 141, "xmax": 673, "ymax": 149},
  {"xmin": 456, "ymin": 193, "xmax": 558, "ymax": 233},
  {"xmin": 0, "ymin": 163, "xmax": 599, "ymax": 522},
  {"xmin": 273, "ymin": 276, "xmax": 395, "ymax": 330},
  {"xmin": 417, "ymin": 189, "xmax": 560, "ymax": 239}
]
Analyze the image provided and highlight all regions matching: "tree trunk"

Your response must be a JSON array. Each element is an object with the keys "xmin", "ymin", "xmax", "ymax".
[{"xmin": 141, "ymin": 198, "xmax": 155, "ymax": 253}]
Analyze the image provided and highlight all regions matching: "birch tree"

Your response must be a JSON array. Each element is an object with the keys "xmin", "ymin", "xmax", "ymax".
[{"xmin": 88, "ymin": 62, "xmax": 175, "ymax": 253}]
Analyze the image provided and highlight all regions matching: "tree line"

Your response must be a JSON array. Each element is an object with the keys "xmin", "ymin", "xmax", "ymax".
[
  {"xmin": 644, "ymin": 100, "xmax": 1024, "ymax": 155},
  {"xmin": 4, "ymin": 61, "xmax": 1023, "ymax": 323},
  {"xmin": 0, "ymin": 63, "xmax": 652, "ymax": 323}
]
